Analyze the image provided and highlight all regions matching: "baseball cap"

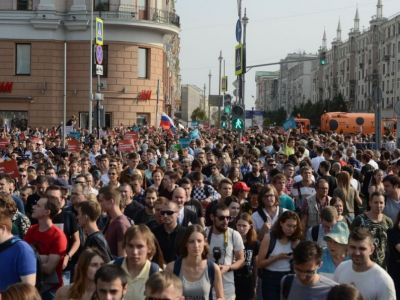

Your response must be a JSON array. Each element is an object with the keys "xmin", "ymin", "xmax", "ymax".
[
  {"xmin": 233, "ymin": 181, "xmax": 250, "ymax": 192},
  {"xmin": 323, "ymin": 221, "xmax": 349, "ymax": 245}
]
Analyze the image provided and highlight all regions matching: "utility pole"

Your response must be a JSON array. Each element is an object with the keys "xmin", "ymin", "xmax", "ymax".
[
  {"xmin": 242, "ymin": 8, "xmax": 248, "ymax": 108},
  {"xmin": 373, "ymin": 70, "xmax": 382, "ymax": 149},
  {"xmin": 88, "ymin": 0, "xmax": 94, "ymax": 133},
  {"xmin": 203, "ymin": 83, "xmax": 206, "ymax": 111},
  {"xmin": 208, "ymin": 71, "xmax": 211, "ymax": 126},
  {"xmin": 218, "ymin": 51, "xmax": 223, "ymax": 128}
]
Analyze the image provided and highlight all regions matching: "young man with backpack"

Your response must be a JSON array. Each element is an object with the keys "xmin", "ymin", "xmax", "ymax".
[
  {"xmin": 306, "ymin": 206, "xmax": 338, "ymax": 249},
  {"xmin": 281, "ymin": 241, "xmax": 337, "ymax": 300},
  {"xmin": 0, "ymin": 208, "xmax": 36, "ymax": 291}
]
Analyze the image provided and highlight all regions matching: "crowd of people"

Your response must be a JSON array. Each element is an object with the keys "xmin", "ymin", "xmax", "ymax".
[{"xmin": 0, "ymin": 124, "xmax": 399, "ymax": 300}]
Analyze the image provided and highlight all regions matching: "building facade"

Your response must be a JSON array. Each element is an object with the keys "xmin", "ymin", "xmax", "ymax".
[
  {"xmin": 254, "ymin": 71, "xmax": 279, "ymax": 112},
  {"xmin": 0, "ymin": 0, "xmax": 180, "ymax": 129},
  {"xmin": 180, "ymin": 84, "xmax": 205, "ymax": 124}
]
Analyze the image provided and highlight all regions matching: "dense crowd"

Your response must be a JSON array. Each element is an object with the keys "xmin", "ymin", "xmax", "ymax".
[{"xmin": 0, "ymin": 124, "xmax": 399, "ymax": 300}]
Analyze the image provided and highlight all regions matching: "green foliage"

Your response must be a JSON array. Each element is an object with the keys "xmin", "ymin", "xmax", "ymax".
[
  {"xmin": 264, "ymin": 107, "xmax": 287, "ymax": 126},
  {"xmin": 191, "ymin": 107, "xmax": 207, "ymax": 121}
]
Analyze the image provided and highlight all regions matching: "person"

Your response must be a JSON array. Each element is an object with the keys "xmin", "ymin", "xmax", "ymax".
[
  {"xmin": 0, "ymin": 207, "xmax": 36, "ymax": 291},
  {"xmin": 98, "ymin": 186, "xmax": 131, "ymax": 257},
  {"xmin": 206, "ymin": 203, "xmax": 245, "ymax": 300},
  {"xmin": 257, "ymin": 211, "xmax": 302, "ymax": 300},
  {"xmin": 326, "ymin": 284, "xmax": 364, "ymax": 300},
  {"xmin": 54, "ymin": 248, "xmax": 105, "ymax": 300},
  {"xmin": 281, "ymin": 241, "xmax": 337, "ymax": 300},
  {"xmin": 24, "ymin": 196, "xmax": 67, "ymax": 300},
  {"xmin": 291, "ymin": 166, "xmax": 316, "ymax": 212},
  {"xmin": 330, "ymin": 196, "xmax": 352, "ymax": 226},
  {"xmin": 95, "ymin": 264, "xmax": 128, "ymax": 300},
  {"xmin": 179, "ymin": 178, "xmax": 205, "ymax": 227},
  {"xmin": 0, "ymin": 192, "xmax": 30, "ymax": 238},
  {"xmin": 351, "ymin": 191, "xmax": 393, "ymax": 268},
  {"xmin": 144, "ymin": 271, "xmax": 184, "ymax": 300},
  {"xmin": 132, "ymin": 187, "xmax": 158, "ymax": 226},
  {"xmin": 232, "ymin": 181, "xmax": 250, "ymax": 204},
  {"xmin": 334, "ymin": 227, "xmax": 396, "ymax": 300},
  {"xmin": 224, "ymin": 196, "xmax": 241, "ymax": 228},
  {"xmin": 172, "ymin": 187, "xmax": 199, "ymax": 227},
  {"xmin": 306, "ymin": 206, "xmax": 338, "ymax": 248},
  {"xmin": 234, "ymin": 213, "xmax": 259, "ymax": 300},
  {"xmin": 382, "ymin": 175, "xmax": 400, "ymax": 223},
  {"xmin": 2, "ymin": 282, "xmax": 42, "ymax": 300},
  {"xmin": 0, "ymin": 173, "xmax": 25, "ymax": 214},
  {"xmin": 387, "ymin": 211, "xmax": 400, "ymax": 298},
  {"xmin": 112, "ymin": 224, "xmax": 161, "ymax": 300},
  {"xmin": 333, "ymin": 171, "xmax": 362, "ymax": 221},
  {"xmin": 166, "ymin": 224, "xmax": 224, "ymax": 300},
  {"xmin": 318, "ymin": 221, "xmax": 349, "ymax": 279},
  {"xmin": 243, "ymin": 160, "xmax": 267, "ymax": 186},
  {"xmin": 271, "ymin": 173, "xmax": 295, "ymax": 211},
  {"xmin": 368, "ymin": 169, "xmax": 385, "ymax": 197},
  {"xmin": 252, "ymin": 185, "xmax": 286, "ymax": 239},
  {"xmin": 120, "ymin": 183, "xmax": 144, "ymax": 222},
  {"xmin": 76, "ymin": 200, "xmax": 113, "ymax": 262},
  {"xmin": 152, "ymin": 201, "xmax": 186, "ymax": 263}
]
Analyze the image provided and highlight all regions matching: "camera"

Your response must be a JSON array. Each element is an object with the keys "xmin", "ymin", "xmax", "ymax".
[{"xmin": 213, "ymin": 247, "xmax": 222, "ymax": 264}]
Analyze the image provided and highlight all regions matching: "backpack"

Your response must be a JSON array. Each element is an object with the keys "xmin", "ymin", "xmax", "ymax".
[
  {"xmin": 173, "ymin": 256, "xmax": 215, "ymax": 300},
  {"xmin": 256, "ymin": 206, "xmax": 284, "ymax": 223},
  {"xmin": 281, "ymin": 274, "xmax": 295, "ymax": 300},
  {"xmin": 0, "ymin": 237, "xmax": 43, "ymax": 292},
  {"xmin": 113, "ymin": 257, "xmax": 160, "ymax": 276}
]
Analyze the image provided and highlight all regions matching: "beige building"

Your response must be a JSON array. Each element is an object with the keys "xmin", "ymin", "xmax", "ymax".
[
  {"xmin": 254, "ymin": 71, "xmax": 279, "ymax": 112},
  {"xmin": 0, "ymin": 0, "xmax": 180, "ymax": 129}
]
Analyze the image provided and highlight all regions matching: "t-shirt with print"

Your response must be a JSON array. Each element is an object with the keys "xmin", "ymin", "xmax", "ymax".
[{"xmin": 205, "ymin": 227, "xmax": 244, "ymax": 299}]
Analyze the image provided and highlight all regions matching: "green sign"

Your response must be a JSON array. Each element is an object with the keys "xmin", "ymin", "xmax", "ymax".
[
  {"xmin": 224, "ymin": 105, "xmax": 232, "ymax": 114},
  {"xmin": 233, "ymin": 118, "xmax": 244, "ymax": 131}
]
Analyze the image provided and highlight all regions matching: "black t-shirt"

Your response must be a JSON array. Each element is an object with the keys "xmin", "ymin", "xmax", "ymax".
[
  {"xmin": 124, "ymin": 200, "xmax": 144, "ymax": 221},
  {"xmin": 26, "ymin": 193, "xmax": 40, "ymax": 221},
  {"xmin": 152, "ymin": 224, "xmax": 186, "ymax": 263},
  {"xmin": 320, "ymin": 175, "xmax": 337, "ymax": 197},
  {"xmin": 133, "ymin": 207, "xmax": 155, "ymax": 225},
  {"xmin": 85, "ymin": 231, "xmax": 113, "ymax": 262}
]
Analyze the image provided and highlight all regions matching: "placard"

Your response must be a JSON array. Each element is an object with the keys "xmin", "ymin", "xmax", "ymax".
[
  {"xmin": 0, "ymin": 159, "xmax": 19, "ymax": 178},
  {"xmin": 118, "ymin": 139, "xmax": 135, "ymax": 153}
]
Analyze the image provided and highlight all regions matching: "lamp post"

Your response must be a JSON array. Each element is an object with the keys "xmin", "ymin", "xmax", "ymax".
[
  {"xmin": 208, "ymin": 70, "xmax": 211, "ymax": 125},
  {"xmin": 88, "ymin": 0, "xmax": 94, "ymax": 133},
  {"xmin": 218, "ymin": 51, "xmax": 223, "ymax": 128},
  {"xmin": 242, "ymin": 8, "xmax": 248, "ymax": 108}
]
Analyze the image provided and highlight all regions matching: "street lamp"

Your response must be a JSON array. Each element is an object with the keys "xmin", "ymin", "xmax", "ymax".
[
  {"xmin": 88, "ymin": 0, "xmax": 94, "ymax": 133},
  {"xmin": 208, "ymin": 70, "xmax": 212, "ymax": 124},
  {"xmin": 241, "ymin": 8, "xmax": 248, "ymax": 108}
]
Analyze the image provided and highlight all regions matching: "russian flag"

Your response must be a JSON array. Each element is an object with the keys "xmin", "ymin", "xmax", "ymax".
[{"xmin": 160, "ymin": 113, "xmax": 175, "ymax": 130}]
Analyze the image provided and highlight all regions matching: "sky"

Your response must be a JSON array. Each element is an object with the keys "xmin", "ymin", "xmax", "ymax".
[{"xmin": 176, "ymin": 0, "xmax": 399, "ymax": 108}]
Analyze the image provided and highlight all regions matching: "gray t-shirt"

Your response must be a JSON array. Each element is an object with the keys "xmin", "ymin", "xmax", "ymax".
[
  {"xmin": 383, "ymin": 198, "xmax": 400, "ymax": 223},
  {"xmin": 283, "ymin": 274, "xmax": 337, "ymax": 300}
]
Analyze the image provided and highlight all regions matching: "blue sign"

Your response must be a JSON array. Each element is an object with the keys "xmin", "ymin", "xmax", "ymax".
[
  {"xmin": 191, "ymin": 121, "xmax": 199, "ymax": 128},
  {"xmin": 235, "ymin": 19, "xmax": 242, "ymax": 42},
  {"xmin": 96, "ymin": 45, "xmax": 103, "ymax": 65},
  {"xmin": 68, "ymin": 131, "xmax": 81, "ymax": 140},
  {"xmin": 179, "ymin": 138, "xmax": 191, "ymax": 149}
]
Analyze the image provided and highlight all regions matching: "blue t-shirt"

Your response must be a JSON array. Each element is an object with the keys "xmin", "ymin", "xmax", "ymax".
[
  {"xmin": 319, "ymin": 248, "xmax": 349, "ymax": 276},
  {"xmin": 0, "ymin": 238, "xmax": 36, "ymax": 291},
  {"xmin": 279, "ymin": 194, "xmax": 295, "ymax": 211}
]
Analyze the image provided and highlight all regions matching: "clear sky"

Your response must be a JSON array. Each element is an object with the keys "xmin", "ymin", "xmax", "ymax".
[{"xmin": 176, "ymin": 0, "xmax": 399, "ymax": 108}]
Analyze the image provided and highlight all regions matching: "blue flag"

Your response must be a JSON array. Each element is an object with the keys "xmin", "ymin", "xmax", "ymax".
[
  {"xmin": 189, "ymin": 128, "xmax": 200, "ymax": 141},
  {"xmin": 283, "ymin": 117, "xmax": 297, "ymax": 131}
]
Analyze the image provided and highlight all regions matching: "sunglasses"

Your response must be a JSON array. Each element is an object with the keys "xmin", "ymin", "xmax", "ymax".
[
  {"xmin": 217, "ymin": 215, "xmax": 231, "ymax": 221},
  {"xmin": 160, "ymin": 210, "xmax": 176, "ymax": 216},
  {"xmin": 108, "ymin": 173, "xmax": 117, "ymax": 176}
]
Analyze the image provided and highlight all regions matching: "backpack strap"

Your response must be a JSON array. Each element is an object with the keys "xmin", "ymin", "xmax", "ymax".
[
  {"xmin": 113, "ymin": 257, "xmax": 125, "ymax": 266},
  {"xmin": 172, "ymin": 257, "xmax": 183, "ymax": 276},
  {"xmin": 257, "ymin": 207, "xmax": 268, "ymax": 223},
  {"xmin": 266, "ymin": 233, "xmax": 277, "ymax": 258},
  {"xmin": 0, "ymin": 236, "xmax": 21, "ymax": 253},
  {"xmin": 207, "ymin": 259, "xmax": 215, "ymax": 300},
  {"xmin": 207, "ymin": 227, "xmax": 213, "ymax": 245},
  {"xmin": 149, "ymin": 262, "xmax": 160, "ymax": 275},
  {"xmin": 311, "ymin": 225, "xmax": 319, "ymax": 242},
  {"xmin": 281, "ymin": 274, "xmax": 295, "ymax": 300}
]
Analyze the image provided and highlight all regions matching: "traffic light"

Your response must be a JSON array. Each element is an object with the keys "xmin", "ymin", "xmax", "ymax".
[
  {"xmin": 221, "ymin": 113, "xmax": 228, "ymax": 128},
  {"xmin": 231, "ymin": 104, "xmax": 245, "ymax": 131},
  {"xmin": 224, "ymin": 94, "xmax": 232, "ymax": 114},
  {"xmin": 319, "ymin": 51, "xmax": 327, "ymax": 65}
]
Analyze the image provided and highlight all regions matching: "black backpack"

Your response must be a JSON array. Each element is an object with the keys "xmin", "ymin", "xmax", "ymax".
[{"xmin": 281, "ymin": 274, "xmax": 295, "ymax": 300}]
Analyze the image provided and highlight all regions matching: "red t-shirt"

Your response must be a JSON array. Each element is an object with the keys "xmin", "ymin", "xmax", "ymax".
[{"xmin": 24, "ymin": 224, "xmax": 67, "ymax": 288}]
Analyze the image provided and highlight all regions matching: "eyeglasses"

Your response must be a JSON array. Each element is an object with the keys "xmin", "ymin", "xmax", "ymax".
[
  {"xmin": 160, "ymin": 210, "xmax": 176, "ymax": 216},
  {"xmin": 75, "ymin": 181, "xmax": 86, "ymax": 184},
  {"xmin": 108, "ymin": 173, "xmax": 117, "ymax": 176},
  {"xmin": 145, "ymin": 297, "xmax": 180, "ymax": 300},
  {"xmin": 19, "ymin": 174, "xmax": 27, "ymax": 178},
  {"xmin": 217, "ymin": 215, "xmax": 231, "ymax": 221},
  {"xmin": 294, "ymin": 267, "xmax": 319, "ymax": 277}
]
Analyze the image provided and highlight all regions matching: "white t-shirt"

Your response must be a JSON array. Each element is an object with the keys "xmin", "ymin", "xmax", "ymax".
[
  {"xmin": 252, "ymin": 207, "xmax": 287, "ymax": 233},
  {"xmin": 205, "ymin": 227, "xmax": 244, "ymax": 298},
  {"xmin": 334, "ymin": 260, "xmax": 396, "ymax": 300}
]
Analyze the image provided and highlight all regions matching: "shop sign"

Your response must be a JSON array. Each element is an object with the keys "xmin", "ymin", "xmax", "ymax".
[{"xmin": 0, "ymin": 82, "xmax": 13, "ymax": 93}]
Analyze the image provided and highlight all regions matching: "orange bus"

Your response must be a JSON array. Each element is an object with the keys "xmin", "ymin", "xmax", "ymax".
[
  {"xmin": 294, "ymin": 118, "xmax": 311, "ymax": 133},
  {"xmin": 320, "ymin": 112, "xmax": 396, "ymax": 134}
]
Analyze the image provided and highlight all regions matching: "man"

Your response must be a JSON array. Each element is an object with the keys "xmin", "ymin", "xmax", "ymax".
[
  {"xmin": 0, "ymin": 208, "xmax": 36, "ymax": 291},
  {"xmin": 172, "ymin": 187, "xmax": 199, "ymax": 227},
  {"xmin": 24, "ymin": 196, "xmax": 67, "ymax": 299},
  {"xmin": 98, "ymin": 186, "xmax": 131, "ymax": 257},
  {"xmin": 144, "ymin": 271, "xmax": 184, "ymax": 300},
  {"xmin": 190, "ymin": 171, "xmax": 220, "ymax": 204},
  {"xmin": 26, "ymin": 175, "xmax": 49, "ymax": 220},
  {"xmin": 243, "ymin": 160, "xmax": 267, "ymax": 186},
  {"xmin": 120, "ymin": 152, "xmax": 140, "ymax": 183},
  {"xmin": 281, "ymin": 241, "xmax": 337, "ymax": 300},
  {"xmin": 318, "ymin": 160, "xmax": 337, "ymax": 197},
  {"xmin": 291, "ymin": 166, "xmax": 316, "ymax": 212},
  {"xmin": 98, "ymin": 154, "xmax": 110, "ymax": 186},
  {"xmin": 180, "ymin": 178, "xmax": 205, "ymax": 227},
  {"xmin": 205, "ymin": 178, "xmax": 233, "ymax": 226},
  {"xmin": 383, "ymin": 174, "xmax": 400, "ymax": 223},
  {"xmin": 152, "ymin": 201, "xmax": 186, "ymax": 263},
  {"xmin": 120, "ymin": 182, "xmax": 144, "ymax": 221},
  {"xmin": 95, "ymin": 264, "xmax": 128, "ymax": 300},
  {"xmin": 311, "ymin": 145, "xmax": 325, "ymax": 173},
  {"xmin": 76, "ymin": 200, "xmax": 113, "ymax": 262},
  {"xmin": 133, "ymin": 186, "xmax": 158, "ymax": 226},
  {"xmin": 306, "ymin": 206, "xmax": 338, "ymax": 248},
  {"xmin": 0, "ymin": 173, "xmax": 25, "ymax": 214},
  {"xmin": 301, "ymin": 178, "xmax": 331, "ymax": 229},
  {"xmin": 206, "ymin": 203, "xmax": 245, "ymax": 300},
  {"xmin": 334, "ymin": 227, "xmax": 396, "ymax": 300}
]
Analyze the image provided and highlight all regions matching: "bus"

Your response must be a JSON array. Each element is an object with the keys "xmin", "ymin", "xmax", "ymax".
[{"xmin": 294, "ymin": 118, "xmax": 311, "ymax": 133}]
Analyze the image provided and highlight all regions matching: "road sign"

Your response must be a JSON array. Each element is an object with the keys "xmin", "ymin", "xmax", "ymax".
[
  {"xmin": 95, "ymin": 17, "xmax": 104, "ymax": 46},
  {"xmin": 96, "ymin": 45, "xmax": 103, "ymax": 65},
  {"xmin": 235, "ymin": 43, "xmax": 243, "ymax": 76},
  {"xmin": 233, "ymin": 118, "xmax": 244, "ymax": 130},
  {"xmin": 208, "ymin": 95, "xmax": 223, "ymax": 106},
  {"xmin": 221, "ymin": 76, "xmax": 228, "ymax": 92},
  {"xmin": 235, "ymin": 19, "xmax": 242, "ymax": 42},
  {"xmin": 96, "ymin": 64, "xmax": 103, "ymax": 76}
]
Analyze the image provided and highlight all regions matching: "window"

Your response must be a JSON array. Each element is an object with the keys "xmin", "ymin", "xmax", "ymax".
[
  {"xmin": 17, "ymin": 0, "xmax": 31, "ymax": 10},
  {"xmin": 94, "ymin": 0, "xmax": 109, "ymax": 11},
  {"xmin": 79, "ymin": 112, "xmax": 112, "ymax": 129},
  {"xmin": 137, "ymin": 113, "xmax": 150, "ymax": 126},
  {"xmin": 16, "ymin": 44, "xmax": 31, "ymax": 75},
  {"xmin": 138, "ymin": 48, "xmax": 149, "ymax": 79},
  {"xmin": 92, "ymin": 45, "xmax": 108, "ymax": 77}
]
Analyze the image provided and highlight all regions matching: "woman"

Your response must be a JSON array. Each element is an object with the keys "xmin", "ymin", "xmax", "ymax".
[
  {"xmin": 166, "ymin": 225, "xmax": 224, "ymax": 300},
  {"xmin": 368, "ymin": 169, "xmax": 385, "ymax": 197},
  {"xmin": 351, "ymin": 191, "xmax": 393, "ymax": 269},
  {"xmin": 252, "ymin": 185, "xmax": 286, "ymax": 239},
  {"xmin": 235, "ymin": 213, "xmax": 259, "ymax": 300},
  {"xmin": 2, "ymin": 282, "xmax": 42, "ymax": 300},
  {"xmin": 330, "ymin": 196, "xmax": 352, "ymax": 227},
  {"xmin": 150, "ymin": 168, "xmax": 164, "ymax": 190},
  {"xmin": 256, "ymin": 211, "xmax": 302, "ymax": 300},
  {"xmin": 227, "ymin": 166, "xmax": 242, "ymax": 184},
  {"xmin": 224, "ymin": 196, "xmax": 241, "ymax": 228},
  {"xmin": 388, "ymin": 211, "xmax": 400, "ymax": 298},
  {"xmin": 0, "ymin": 192, "xmax": 30, "ymax": 238},
  {"xmin": 333, "ymin": 171, "xmax": 362, "ymax": 221},
  {"xmin": 106, "ymin": 166, "xmax": 120, "ymax": 188},
  {"xmin": 114, "ymin": 224, "xmax": 162, "ymax": 300},
  {"xmin": 55, "ymin": 248, "xmax": 105, "ymax": 300},
  {"xmin": 319, "ymin": 221, "xmax": 349, "ymax": 279}
]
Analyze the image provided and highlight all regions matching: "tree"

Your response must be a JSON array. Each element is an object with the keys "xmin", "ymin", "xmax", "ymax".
[{"xmin": 191, "ymin": 107, "xmax": 207, "ymax": 121}]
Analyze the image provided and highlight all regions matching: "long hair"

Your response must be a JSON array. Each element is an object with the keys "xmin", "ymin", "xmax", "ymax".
[
  {"xmin": 69, "ymin": 248, "xmax": 105, "ymax": 299},
  {"xmin": 180, "ymin": 224, "xmax": 209, "ymax": 259},
  {"xmin": 236, "ymin": 212, "xmax": 257, "ymax": 246},
  {"xmin": 123, "ymin": 224, "xmax": 157, "ymax": 259},
  {"xmin": 271, "ymin": 211, "xmax": 303, "ymax": 241},
  {"xmin": 336, "ymin": 171, "xmax": 351, "ymax": 201},
  {"xmin": 2, "ymin": 283, "xmax": 41, "ymax": 300},
  {"xmin": 257, "ymin": 184, "xmax": 279, "ymax": 208}
]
